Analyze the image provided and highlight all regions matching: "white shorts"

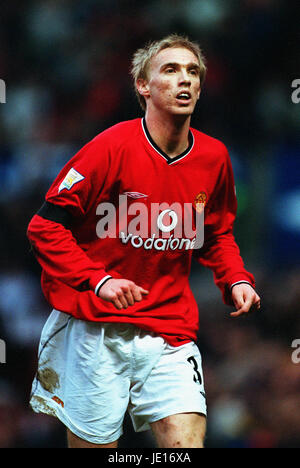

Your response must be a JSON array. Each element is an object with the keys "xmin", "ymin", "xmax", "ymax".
[{"xmin": 30, "ymin": 310, "xmax": 207, "ymax": 444}]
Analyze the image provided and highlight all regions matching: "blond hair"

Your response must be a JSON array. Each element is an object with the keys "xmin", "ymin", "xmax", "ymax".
[{"xmin": 131, "ymin": 34, "xmax": 207, "ymax": 111}]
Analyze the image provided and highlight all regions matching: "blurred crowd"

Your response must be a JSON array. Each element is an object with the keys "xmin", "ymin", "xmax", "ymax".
[{"xmin": 0, "ymin": 0, "xmax": 299, "ymax": 448}]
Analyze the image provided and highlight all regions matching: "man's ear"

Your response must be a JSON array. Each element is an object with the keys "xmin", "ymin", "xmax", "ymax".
[{"xmin": 136, "ymin": 78, "xmax": 150, "ymax": 99}]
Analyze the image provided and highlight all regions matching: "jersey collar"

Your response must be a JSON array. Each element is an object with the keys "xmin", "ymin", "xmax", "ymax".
[{"xmin": 141, "ymin": 117, "xmax": 194, "ymax": 165}]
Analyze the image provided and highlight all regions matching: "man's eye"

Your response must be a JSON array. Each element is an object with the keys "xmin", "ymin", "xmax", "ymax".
[{"xmin": 166, "ymin": 68, "xmax": 175, "ymax": 73}]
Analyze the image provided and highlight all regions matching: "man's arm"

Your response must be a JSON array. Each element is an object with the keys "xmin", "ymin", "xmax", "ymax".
[
  {"xmin": 28, "ymin": 211, "xmax": 148, "ymax": 310},
  {"xmin": 27, "ymin": 137, "xmax": 148, "ymax": 312},
  {"xmin": 27, "ymin": 210, "xmax": 110, "ymax": 293},
  {"xmin": 193, "ymin": 146, "xmax": 260, "ymax": 314}
]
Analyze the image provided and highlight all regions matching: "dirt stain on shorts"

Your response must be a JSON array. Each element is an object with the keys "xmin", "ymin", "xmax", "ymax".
[
  {"xmin": 31, "ymin": 395, "xmax": 57, "ymax": 417},
  {"xmin": 37, "ymin": 367, "xmax": 60, "ymax": 393}
]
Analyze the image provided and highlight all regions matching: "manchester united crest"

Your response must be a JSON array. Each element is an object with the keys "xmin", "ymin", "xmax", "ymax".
[{"xmin": 194, "ymin": 192, "xmax": 207, "ymax": 214}]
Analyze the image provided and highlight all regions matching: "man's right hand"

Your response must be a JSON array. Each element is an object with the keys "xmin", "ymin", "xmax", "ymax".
[{"xmin": 97, "ymin": 278, "xmax": 149, "ymax": 310}]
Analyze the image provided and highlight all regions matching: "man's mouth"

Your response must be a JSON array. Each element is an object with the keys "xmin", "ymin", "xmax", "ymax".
[{"xmin": 176, "ymin": 91, "xmax": 192, "ymax": 101}]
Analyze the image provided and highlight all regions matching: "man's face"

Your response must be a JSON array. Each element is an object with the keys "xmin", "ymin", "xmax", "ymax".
[{"xmin": 140, "ymin": 47, "xmax": 201, "ymax": 116}]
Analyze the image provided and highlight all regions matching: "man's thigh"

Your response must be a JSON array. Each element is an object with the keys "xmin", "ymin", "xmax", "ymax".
[
  {"xmin": 129, "ymin": 341, "xmax": 207, "ymax": 434},
  {"xmin": 31, "ymin": 317, "xmax": 132, "ymax": 445},
  {"xmin": 150, "ymin": 412, "xmax": 206, "ymax": 448}
]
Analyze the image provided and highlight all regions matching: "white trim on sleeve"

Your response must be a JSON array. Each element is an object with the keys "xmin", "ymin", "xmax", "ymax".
[
  {"xmin": 230, "ymin": 281, "xmax": 253, "ymax": 291},
  {"xmin": 94, "ymin": 275, "xmax": 112, "ymax": 296}
]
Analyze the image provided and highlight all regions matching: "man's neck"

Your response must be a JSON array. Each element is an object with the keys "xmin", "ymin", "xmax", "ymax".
[{"xmin": 144, "ymin": 111, "xmax": 191, "ymax": 159}]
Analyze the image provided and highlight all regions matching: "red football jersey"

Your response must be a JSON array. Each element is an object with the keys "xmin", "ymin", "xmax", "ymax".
[{"xmin": 27, "ymin": 118, "xmax": 255, "ymax": 346}]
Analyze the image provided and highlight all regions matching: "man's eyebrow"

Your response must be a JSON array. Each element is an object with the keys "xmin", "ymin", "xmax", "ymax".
[{"xmin": 160, "ymin": 62, "xmax": 200, "ymax": 71}]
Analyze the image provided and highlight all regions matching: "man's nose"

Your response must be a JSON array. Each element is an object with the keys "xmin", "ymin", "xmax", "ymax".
[{"xmin": 178, "ymin": 69, "xmax": 191, "ymax": 85}]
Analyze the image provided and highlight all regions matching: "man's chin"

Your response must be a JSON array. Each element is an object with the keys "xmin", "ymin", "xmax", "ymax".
[
  {"xmin": 172, "ymin": 107, "xmax": 194, "ymax": 117},
  {"xmin": 174, "ymin": 102, "xmax": 196, "ymax": 114}
]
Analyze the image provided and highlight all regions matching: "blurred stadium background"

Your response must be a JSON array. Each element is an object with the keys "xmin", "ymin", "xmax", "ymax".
[{"xmin": 0, "ymin": 0, "xmax": 299, "ymax": 448}]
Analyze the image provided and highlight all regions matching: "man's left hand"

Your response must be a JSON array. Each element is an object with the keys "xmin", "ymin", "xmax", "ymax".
[{"xmin": 230, "ymin": 283, "xmax": 261, "ymax": 317}]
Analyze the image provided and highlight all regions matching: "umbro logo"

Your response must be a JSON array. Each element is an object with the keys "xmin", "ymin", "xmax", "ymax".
[{"xmin": 123, "ymin": 191, "xmax": 148, "ymax": 199}]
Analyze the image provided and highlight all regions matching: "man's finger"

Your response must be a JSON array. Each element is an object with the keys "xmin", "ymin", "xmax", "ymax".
[
  {"xmin": 231, "ymin": 297, "xmax": 252, "ymax": 317},
  {"xmin": 253, "ymin": 295, "xmax": 261, "ymax": 309},
  {"xmin": 124, "ymin": 290, "xmax": 135, "ymax": 306},
  {"xmin": 122, "ymin": 285, "xmax": 135, "ymax": 306},
  {"xmin": 113, "ymin": 289, "xmax": 128, "ymax": 309},
  {"xmin": 113, "ymin": 297, "xmax": 124, "ymax": 310},
  {"xmin": 230, "ymin": 309, "xmax": 245, "ymax": 317},
  {"xmin": 131, "ymin": 285, "xmax": 142, "ymax": 302},
  {"xmin": 232, "ymin": 295, "xmax": 244, "ymax": 311},
  {"xmin": 131, "ymin": 285, "xmax": 149, "ymax": 302}
]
